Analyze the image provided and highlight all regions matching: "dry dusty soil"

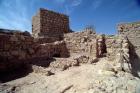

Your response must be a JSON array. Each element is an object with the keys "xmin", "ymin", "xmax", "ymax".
[{"xmin": 0, "ymin": 58, "xmax": 140, "ymax": 93}]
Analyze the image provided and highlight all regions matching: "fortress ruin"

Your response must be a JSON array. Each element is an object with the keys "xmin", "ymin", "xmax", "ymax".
[
  {"xmin": 32, "ymin": 8, "xmax": 70, "ymax": 42},
  {"xmin": 0, "ymin": 8, "xmax": 140, "ymax": 84}
]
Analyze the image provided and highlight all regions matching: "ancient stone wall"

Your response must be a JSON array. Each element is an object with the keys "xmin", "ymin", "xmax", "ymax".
[
  {"xmin": 118, "ymin": 22, "xmax": 140, "ymax": 34},
  {"xmin": 106, "ymin": 35, "xmax": 119, "ymax": 61},
  {"xmin": 0, "ymin": 29, "xmax": 69, "ymax": 72},
  {"xmin": 0, "ymin": 31, "xmax": 35, "ymax": 72},
  {"xmin": 32, "ymin": 11, "xmax": 40, "ymax": 38},
  {"xmin": 64, "ymin": 30, "xmax": 98, "ymax": 57},
  {"xmin": 32, "ymin": 8, "xmax": 70, "ymax": 40},
  {"xmin": 35, "ymin": 41, "xmax": 69, "ymax": 58},
  {"xmin": 118, "ymin": 22, "xmax": 140, "ymax": 60},
  {"xmin": 118, "ymin": 22, "xmax": 140, "ymax": 74},
  {"xmin": 106, "ymin": 35, "xmax": 129, "ymax": 62}
]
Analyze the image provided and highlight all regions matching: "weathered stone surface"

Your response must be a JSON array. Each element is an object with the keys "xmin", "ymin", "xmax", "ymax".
[
  {"xmin": 0, "ymin": 32, "xmax": 35, "ymax": 72},
  {"xmin": 32, "ymin": 65, "xmax": 53, "ymax": 76},
  {"xmin": 50, "ymin": 58, "xmax": 79, "ymax": 70},
  {"xmin": 35, "ymin": 41, "xmax": 69, "ymax": 58},
  {"xmin": 118, "ymin": 22, "xmax": 140, "ymax": 58},
  {"xmin": 64, "ymin": 30, "xmax": 98, "ymax": 57},
  {"xmin": 0, "ymin": 8, "xmax": 140, "ymax": 93},
  {"xmin": 73, "ymin": 55, "xmax": 89, "ymax": 64},
  {"xmin": 32, "ymin": 8, "xmax": 70, "ymax": 39}
]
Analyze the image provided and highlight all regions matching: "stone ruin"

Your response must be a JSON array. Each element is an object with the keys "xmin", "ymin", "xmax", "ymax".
[
  {"xmin": 0, "ymin": 8, "xmax": 140, "ymax": 79},
  {"xmin": 32, "ymin": 8, "xmax": 70, "ymax": 43}
]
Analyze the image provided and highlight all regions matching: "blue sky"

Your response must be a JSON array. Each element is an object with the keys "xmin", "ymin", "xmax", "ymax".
[{"xmin": 0, "ymin": 0, "xmax": 140, "ymax": 34}]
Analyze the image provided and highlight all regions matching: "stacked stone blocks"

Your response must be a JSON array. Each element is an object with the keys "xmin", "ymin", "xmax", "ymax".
[{"xmin": 32, "ymin": 8, "xmax": 70, "ymax": 39}]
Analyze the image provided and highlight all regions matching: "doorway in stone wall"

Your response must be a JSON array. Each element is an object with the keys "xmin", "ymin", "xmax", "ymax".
[
  {"xmin": 102, "ymin": 35, "xmax": 107, "ymax": 56},
  {"xmin": 98, "ymin": 34, "xmax": 107, "ymax": 57}
]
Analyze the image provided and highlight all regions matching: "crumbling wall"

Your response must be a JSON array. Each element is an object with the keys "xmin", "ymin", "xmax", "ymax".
[
  {"xmin": 118, "ymin": 22, "xmax": 140, "ymax": 75},
  {"xmin": 0, "ymin": 29, "xmax": 70, "ymax": 72},
  {"xmin": 106, "ymin": 35, "xmax": 119, "ymax": 61},
  {"xmin": 35, "ymin": 41, "xmax": 69, "ymax": 58},
  {"xmin": 64, "ymin": 30, "xmax": 98, "ymax": 57},
  {"xmin": 32, "ymin": 8, "xmax": 70, "ymax": 40},
  {"xmin": 0, "ymin": 31, "xmax": 35, "ymax": 72},
  {"xmin": 106, "ymin": 35, "xmax": 129, "ymax": 62},
  {"xmin": 106, "ymin": 35, "xmax": 131, "ymax": 72},
  {"xmin": 118, "ymin": 22, "xmax": 140, "ymax": 59}
]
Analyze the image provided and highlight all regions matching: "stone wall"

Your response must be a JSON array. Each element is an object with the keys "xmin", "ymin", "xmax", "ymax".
[
  {"xmin": 118, "ymin": 22, "xmax": 140, "ymax": 34},
  {"xmin": 64, "ymin": 30, "xmax": 98, "ymax": 57},
  {"xmin": 118, "ymin": 22, "xmax": 140, "ymax": 58},
  {"xmin": 35, "ymin": 41, "xmax": 69, "ymax": 58},
  {"xmin": 106, "ymin": 35, "xmax": 129, "ymax": 62},
  {"xmin": 32, "ymin": 8, "xmax": 70, "ymax": 40},
  {"xmin": 106, "ymin": 35, "xmax": 119, "ymax": 61},
  {"xmin": 0, "ymin": 31, "xmax": 35, "ymax": 72},
  {"xmin": 118, "ymin": 22, "xmax": 140, "ymax": 74},
  {"xmin": 32, "ymin": 11, "xmax": 40, "ymax": 38},
  {"xmin": 0, "ymin": 29, "xmax": 69, "ymax": 72}
]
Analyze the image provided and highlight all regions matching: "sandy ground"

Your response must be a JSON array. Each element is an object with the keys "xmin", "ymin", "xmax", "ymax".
[{"xmin": 0, "ymin": 58, "xmax": 140, "ymax": 93}]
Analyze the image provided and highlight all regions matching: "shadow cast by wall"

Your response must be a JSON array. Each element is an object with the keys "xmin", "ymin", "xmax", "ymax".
[
  {"xmin": 129, "ymin": 41, "xmax": 140, "ymax": 78},
  {"xmin": 0, "ymin": 30, "xmax": 71, "ymax": 83},
  {"xmin": 0, "ymin": 61, "xmax": 33, "ymax": 83},
  {"xmin": 29, "ymin": 57, "xmax": 56, "ymax": 67}
]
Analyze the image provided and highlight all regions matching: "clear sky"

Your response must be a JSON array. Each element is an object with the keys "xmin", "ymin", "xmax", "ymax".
[{"xmin": 0, "ymin": 0, "xmax": 140, "ymax": 34}]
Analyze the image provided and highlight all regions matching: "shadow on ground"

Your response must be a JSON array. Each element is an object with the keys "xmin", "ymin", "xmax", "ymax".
[
  {"xmin": 29, "ymin": 57, "xmax": 56, "ymax": 67},
  {"xmin": 0, "ymin": 64, "xmax": 33, "ymax": 83},
  {"xmin": 0, "ymin": 57, "xmax": 56, "ymax": 83},
  {"xmin": 129, "ymin": 41, "xmax": 140, "ymax": 78}
]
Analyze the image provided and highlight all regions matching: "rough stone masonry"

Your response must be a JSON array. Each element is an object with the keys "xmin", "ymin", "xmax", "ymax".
[
  {"xmin": 0, "ymin": 8, "xmax": 140, "ymax": 75},
  {"xmin": 32, "ymin": 8, "xmax": 70, "ymax": 43}
]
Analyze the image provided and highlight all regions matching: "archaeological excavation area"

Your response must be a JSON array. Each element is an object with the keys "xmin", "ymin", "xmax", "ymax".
[{"xmin": 0, "ymin": 8, "xmax": 140, "ymax": 93}]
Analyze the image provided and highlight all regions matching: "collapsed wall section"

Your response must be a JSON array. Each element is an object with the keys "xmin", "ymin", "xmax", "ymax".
[
  {"xmin": 106, "ymin": 35, "xmax": 119, "ymax": 61},
  {"xmin": 64, "ymin": 31, "xmax": 98, "ymax": 57}
]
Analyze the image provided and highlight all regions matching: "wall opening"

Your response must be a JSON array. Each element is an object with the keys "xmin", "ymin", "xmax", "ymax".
[{"xmin": 102, "ymin": 35, "xmax": 107, "ymax": 56}]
